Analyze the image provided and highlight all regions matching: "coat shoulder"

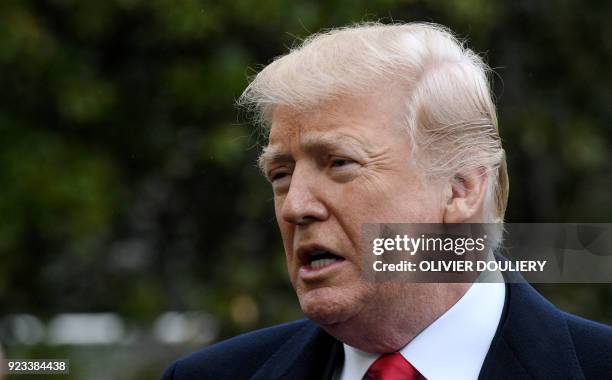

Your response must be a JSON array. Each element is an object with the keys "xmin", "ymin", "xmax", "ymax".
[
  {"xmin": 563, "ymin": 312, "xmax": 612, "ymax": 379},
  {"xmin": 162, "ymin": 319, "xmax": 313, "ymax": 380}
]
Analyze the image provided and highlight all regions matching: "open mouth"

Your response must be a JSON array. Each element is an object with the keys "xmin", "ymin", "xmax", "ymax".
[{"xmin": 305, "ymin": 250, "xmax": 344, "ymax": 270}]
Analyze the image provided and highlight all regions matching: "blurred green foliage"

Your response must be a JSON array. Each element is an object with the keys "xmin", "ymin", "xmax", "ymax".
[{"xmin": 0, "ymin": 0, "xmax": 611, "ymax": 378}]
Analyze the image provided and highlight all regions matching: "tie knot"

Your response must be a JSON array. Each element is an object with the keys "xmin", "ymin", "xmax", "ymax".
[{"xmin": 364, "ymin": 352, "xmax": 420, "ymax": 380}]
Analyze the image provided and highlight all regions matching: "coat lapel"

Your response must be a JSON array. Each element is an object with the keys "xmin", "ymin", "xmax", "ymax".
[{"xmin": 479, "ymin": 283, "xmax": 585, "ymax": 380}]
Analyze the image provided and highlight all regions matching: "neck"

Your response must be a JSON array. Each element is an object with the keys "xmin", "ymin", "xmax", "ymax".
[{"xmin": 321, "ymin": 283, "xmax": 471, "ymax": 353}]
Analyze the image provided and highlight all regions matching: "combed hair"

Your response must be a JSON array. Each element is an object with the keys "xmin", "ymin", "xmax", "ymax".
[{"xmin": 239, "ymin": 22, "xmax": 509, "ymax": 224}]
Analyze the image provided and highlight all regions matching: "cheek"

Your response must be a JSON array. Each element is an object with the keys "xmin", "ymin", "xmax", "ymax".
[
  {"xmin": 394, "ymin": 188, "xmax": 444, "ymax": 222},
  {"xmin": 345, "ymin": 174, "xmax": 441, "ymax": 223},
  {"xmin": 341, "ymin": 177, "xmax": 400, "ymax": 217},
  {"xmin": 276, "ymin": 220, "xmax": 293, "ymax": 252},
  {"xmin": 273, "ymin": 199, "xmax": 292, "ymax": 248}
]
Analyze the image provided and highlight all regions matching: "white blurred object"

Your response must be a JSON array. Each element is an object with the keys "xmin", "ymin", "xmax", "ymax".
[
  {"xmin": 1, "ymin": 314, "xmax": 45, "ymax": 345},
  {"xmin": 154, "ymin": 311, "xmax": 218, "ymax": 344},
  {"xmin": 47, "ymin": 313, "xmax": 124, "ymax": 345}
]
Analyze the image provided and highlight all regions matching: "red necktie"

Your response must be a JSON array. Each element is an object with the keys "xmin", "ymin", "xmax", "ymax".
[{"xmin": 364, "ymin": 352, "xmax": 421, "ymax": 380}]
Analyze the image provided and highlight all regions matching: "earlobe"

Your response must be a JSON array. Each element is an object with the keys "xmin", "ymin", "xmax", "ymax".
[{"xmin": 443, "ymin": 168, "xmax": 488, "ymax": 223}]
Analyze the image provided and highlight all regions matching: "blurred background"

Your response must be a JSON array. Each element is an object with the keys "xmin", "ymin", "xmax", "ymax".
[{"xmin": 0, "ymin": 0, "xmax": 610, "ymax": 379}]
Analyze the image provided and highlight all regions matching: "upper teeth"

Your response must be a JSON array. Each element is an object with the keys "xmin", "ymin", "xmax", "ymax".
[{"xmin": 310, "ymin": 258, "xmax": 338, "ymax": 269}]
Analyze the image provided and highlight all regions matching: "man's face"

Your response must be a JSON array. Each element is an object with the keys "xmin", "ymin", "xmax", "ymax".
[{"xmin": 261, "ymin": 89, "xmax": 446, "ymax": 327}]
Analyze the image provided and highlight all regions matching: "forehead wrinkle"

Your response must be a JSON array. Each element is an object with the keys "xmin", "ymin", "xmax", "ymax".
[
  {"xmin": 260, "ymin": 108, "xmax": 388, "ymax": 174},
  {"xmin": 299, "ymin": 131, "xmax": 370, "ymax": 156},
  {"xmin": 259, "ymin": 128, "xmax": 376, "ymax": 174}
]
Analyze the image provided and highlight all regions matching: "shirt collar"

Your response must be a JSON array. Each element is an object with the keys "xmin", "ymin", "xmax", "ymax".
[{"xmin": 339, "ymin": 280, "xmax": 506, "ymax": 380}]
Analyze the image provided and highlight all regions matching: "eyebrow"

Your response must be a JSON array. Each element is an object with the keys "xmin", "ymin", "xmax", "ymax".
[
  {"xmin": 258, "ymin": 132, "xmax": 368, "ymax": 176},
  {"xmin": 257, "ymin": 145, "xmax": 292, "ymax": 175}
]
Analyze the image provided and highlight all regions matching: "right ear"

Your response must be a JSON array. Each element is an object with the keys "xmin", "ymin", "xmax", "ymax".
[{"xmin": 443, "ymin": 167, "xmax": 489, "ymax": 223}]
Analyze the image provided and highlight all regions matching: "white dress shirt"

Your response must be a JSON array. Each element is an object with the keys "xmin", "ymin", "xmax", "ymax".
[{"xmin": 337, "ymin": 280, "xmax": 506, "ymax": 380}]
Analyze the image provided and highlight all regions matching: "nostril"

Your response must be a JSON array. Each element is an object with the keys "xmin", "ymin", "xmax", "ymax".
[{"xmin": 295, "ymin": 216, "xmax": 317, "ymax": 226}]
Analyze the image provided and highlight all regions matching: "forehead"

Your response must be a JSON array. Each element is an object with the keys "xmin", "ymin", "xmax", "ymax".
[
  {"xmin": 269, "ymin": 105, "xmax": 357, "ymax": 144},
  {"xmin": 267, "ymin": 89, "xmax": 404, "ymax": 146}
]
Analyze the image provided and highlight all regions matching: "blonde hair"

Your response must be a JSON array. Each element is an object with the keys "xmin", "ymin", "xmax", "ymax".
[{"xmin": 239, "ymin": 22, "xmax": 508, "ymax": 223}]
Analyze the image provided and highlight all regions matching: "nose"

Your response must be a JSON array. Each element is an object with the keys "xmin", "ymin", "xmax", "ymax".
[{"xmin": 280, "ymin": 164, "xmax": 329, "ymax": 226}]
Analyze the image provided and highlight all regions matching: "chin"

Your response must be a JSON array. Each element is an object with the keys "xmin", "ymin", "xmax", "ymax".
[{"xmin": 297, "ymin": 285, "xmax": 367, "ymax": 327}]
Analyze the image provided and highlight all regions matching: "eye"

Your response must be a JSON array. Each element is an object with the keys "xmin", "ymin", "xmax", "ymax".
[
  {"xmin": 271, "ymin": 172, "xmax": 288, "ymax": 181},
  {"xmin": 327, "ymin": 156, "xmax": 360, "ymax": 182},
  {"xmin": 330, "ymin": 156, "xmax": 359, "ymax": 169},
  {"xmin": 268, "ymin": 168, "xmax": 291, "ymax": 183},
  {"xmin": 331, "ymin": 158, "xmax": 351, "ymax": 167}
]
